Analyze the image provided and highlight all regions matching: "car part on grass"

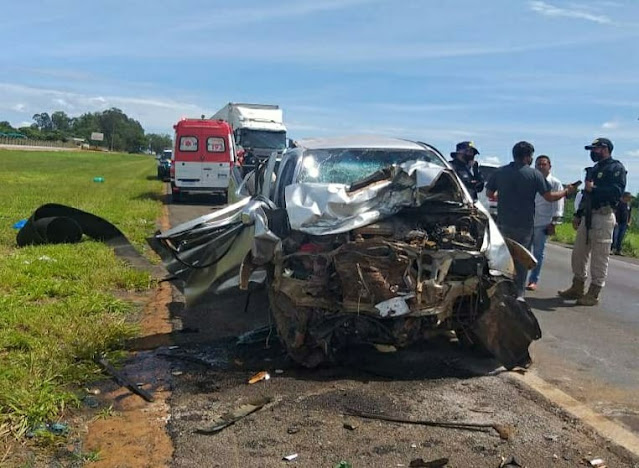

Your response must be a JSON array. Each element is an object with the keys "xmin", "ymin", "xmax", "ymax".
[
  {"xmin": 344, "ymin": 407, "xmax": 515, "ymax": 440},
  {"xmin": 17, "ymin": 203, "xmax": 156, "ymax": 274},
  {"xmin": 195, "ymin": 396, "xmax": 272, "ymax": 434}
]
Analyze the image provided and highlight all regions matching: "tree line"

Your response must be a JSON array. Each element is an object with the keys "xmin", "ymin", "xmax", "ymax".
[{"xmin": 0, "ymin": 108, "xmax": 172, "ymax": 154}]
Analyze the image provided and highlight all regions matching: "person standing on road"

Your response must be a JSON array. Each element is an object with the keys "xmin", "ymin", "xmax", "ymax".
[
  {"xmin": 612, "ymin": 192, "xmax": 633, "ymax": 255},
  {"xmin": 558, "ymin": 138, "xmax": 626, "ymax": 306},
  {"xmin": 486, "ymin": 141, "xmax": 575, "ymax": 298},
  {"xmin": 449, "ymin": 141, "xmax": 484, "ymax": 200},
  {"xmin": 526, "ymin": 155, "xmax": 564, "ymax": 291}
]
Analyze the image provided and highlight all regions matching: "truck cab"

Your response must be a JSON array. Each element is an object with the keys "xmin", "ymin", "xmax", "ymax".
[
  {"xmin": 211, "ymin": 103, "xmax": 287, "ymax": 175},
  {"xmin": 171, "ymin": 118, "xmax": 235, "ymax": 203}
]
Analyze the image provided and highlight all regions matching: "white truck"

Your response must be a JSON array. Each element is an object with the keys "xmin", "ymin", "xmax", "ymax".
[{"xmin": 211, "ymin": 103, "xmax": 287, "ymax": 172}]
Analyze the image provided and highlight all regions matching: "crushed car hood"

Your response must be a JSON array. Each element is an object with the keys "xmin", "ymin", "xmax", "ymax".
[{"xmin": 151, "ymin": 161, "xmax": 514, "ymax": 303}]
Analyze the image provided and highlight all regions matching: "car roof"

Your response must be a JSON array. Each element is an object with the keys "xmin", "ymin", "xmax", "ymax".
[{"xmin": 295, "ymin": 135, "xmax": 427, "ymax": 151}]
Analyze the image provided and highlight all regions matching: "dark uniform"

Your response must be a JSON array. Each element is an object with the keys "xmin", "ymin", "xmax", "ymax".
[
  {"xmin": 449, "ymin": 141, "xmax": 484, "ymax": 200},
  {"xmin": 571, "ymin": 139, "xmax": 626, "ymax": 291},
  {"xmin": 575, "ymin": 157, "xmax": 627, "ymax": 215}
]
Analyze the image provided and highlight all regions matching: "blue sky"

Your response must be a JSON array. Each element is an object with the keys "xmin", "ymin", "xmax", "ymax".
[{"xmin": 1, "ymin": 0, "xmax": 639, "ymax": 192}]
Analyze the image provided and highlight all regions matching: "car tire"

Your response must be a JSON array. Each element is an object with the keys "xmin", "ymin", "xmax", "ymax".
[
  {"xmin": 268, "ymin": 289, "xmax": 328, "ymax": 368},
  {"xmin": 171, "ymin": 187, "xmax": 182, "ymax": 203}
]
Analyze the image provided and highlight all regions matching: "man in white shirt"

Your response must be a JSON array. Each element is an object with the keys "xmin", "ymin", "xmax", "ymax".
[{"xmin": 527, "ymin": 155, "xmax": 564, "ymax": 291}]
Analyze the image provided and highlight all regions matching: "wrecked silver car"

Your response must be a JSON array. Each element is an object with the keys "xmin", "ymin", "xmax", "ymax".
[{"xmin": 151, "ymin": 136, "xmax": 541, "ymax": 370}]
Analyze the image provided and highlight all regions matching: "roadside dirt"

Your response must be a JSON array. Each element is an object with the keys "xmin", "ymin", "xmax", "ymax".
[{"xmin": 80, "ymin": 200, "xmax": 174, "ymax": 467}]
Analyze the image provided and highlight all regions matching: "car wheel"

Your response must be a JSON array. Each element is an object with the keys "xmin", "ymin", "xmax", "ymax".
[
  {"xmin": 268, "ymin": 289, "xmax": 329, "ymax": 368},
  {"xmin": 171, "ymin": 187, "xmax": 182, "ymax": 203},
  {"xmin": 455, "ymin": 328, "xmax": 494, "ymax": 358}
]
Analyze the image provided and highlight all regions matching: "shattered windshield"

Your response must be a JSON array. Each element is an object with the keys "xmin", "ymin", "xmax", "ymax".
[
  {"xmin": 297, "ymin": 148, "xmax": 445, "ymax": 185},
  {"xmin": 240, "ymin": 129, "xmax": 286, "ymax": 150}
]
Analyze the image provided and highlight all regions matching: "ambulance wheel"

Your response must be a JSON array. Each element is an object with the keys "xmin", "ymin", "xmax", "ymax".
[{"xmin": 171, "ymin": 189, "xmax": 182, "ymax": 203}]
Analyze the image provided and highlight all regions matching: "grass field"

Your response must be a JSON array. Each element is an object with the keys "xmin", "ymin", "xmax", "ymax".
[
  {"xmin": 0, "ymin": 149, "xmax": 162, "ymax": 437},
  {"xmin": 552, "ymin": 198, "xmax": 639, "ymax": 257}
]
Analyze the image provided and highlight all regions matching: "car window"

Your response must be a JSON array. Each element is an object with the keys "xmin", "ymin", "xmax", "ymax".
[
  {"xmin": 275, "ymin": 158, "xmax": 298, "ymax": 207},
  {"xmin": 206, "ymin": 137, "xmax": 225, "ymax": 152},
  {"xmin": 297, "ymin": 148, "xmax": 445, "ymax": 185},
  {"xmin": 179, "ymin": 136, "xmax": 198, "ymax": 152}
]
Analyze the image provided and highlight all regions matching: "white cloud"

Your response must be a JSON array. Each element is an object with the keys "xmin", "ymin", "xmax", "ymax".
[
  {"xmin": 529, "ymin": 1, "xmax": 613, "ymax": 24},
  {"xmin": 482, "ymin": 156, "xmax": 502, "ymax": 166},
  {"xmin": 625, "ymin": 149, "xmax": 639, "ymax": 158},
  {"xmin": 602, "ymin": 120, "xmax": 620, "ymax": 129},
  {"xmin": 0, "ymin": 82, "xmax": 211, "ymax": 133},
  {"xmin": 12, "ymin": 103, "xmax": 26, "ymax": 112}
]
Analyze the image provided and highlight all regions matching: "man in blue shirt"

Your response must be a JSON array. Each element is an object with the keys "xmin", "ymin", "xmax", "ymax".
[{"xmin": 487, "ymin": 141, "xmax": 575, "ymax": 298}]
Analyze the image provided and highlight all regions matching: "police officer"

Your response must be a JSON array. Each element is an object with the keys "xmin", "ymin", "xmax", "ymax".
[
  {"xmin": 449, "ymin": 141, "xmax": 484, "ymax": 200},
  {"xmin": 558, "ymin": 138, "xmax": 627, "ymax": 306}
]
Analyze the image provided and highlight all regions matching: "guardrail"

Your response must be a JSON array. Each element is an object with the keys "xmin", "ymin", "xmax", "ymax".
[{"xmin": 0, "ymin": 136, "xmax": 79, "ymax": 149}]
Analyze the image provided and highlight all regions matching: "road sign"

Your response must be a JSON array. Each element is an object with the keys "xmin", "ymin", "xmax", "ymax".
[{"xmin": 91, "ymin": 132, "xmax": 104, "ymax": 141}]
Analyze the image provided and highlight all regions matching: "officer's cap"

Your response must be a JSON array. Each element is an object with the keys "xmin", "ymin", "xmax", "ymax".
[
  {"xmin": 585, "ymin": 138, "xmax": 613, "ymax": 153},
  {"xmin": 451, "ymin": 141, "xmax": 479, "ymax": 157}
]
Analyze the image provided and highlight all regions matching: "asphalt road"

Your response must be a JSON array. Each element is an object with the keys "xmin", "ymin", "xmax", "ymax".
[
  {"xmin": 525, "ymin": 242, "xmax": 639, "ymax": 433},
  {"xmin": 163, "ymin": 193, "xmax": 639, "ymax": 466}
]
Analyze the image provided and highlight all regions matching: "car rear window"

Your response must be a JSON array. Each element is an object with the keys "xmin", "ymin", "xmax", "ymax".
[
  {"xmin": 207, "ymin": 137, "xmax": 225, "ymax": 152},
  {"xmin": 179, "ymin": 136, "xmax": 198, "ymax": 152}
]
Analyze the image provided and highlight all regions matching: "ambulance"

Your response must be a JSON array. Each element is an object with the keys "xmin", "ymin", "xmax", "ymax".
[{"xmin": 170, "ymin": 118, "xmax": 236, "ymax": 203}]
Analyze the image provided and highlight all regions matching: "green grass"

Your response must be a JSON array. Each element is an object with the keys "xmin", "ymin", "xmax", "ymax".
[
  {"xmin": 0, "ymin": 149, "xmax": 162, "ymax": 437},
  {"xmin": 552, "ymin": 198, "xmax": 639, "ymax": 257}
]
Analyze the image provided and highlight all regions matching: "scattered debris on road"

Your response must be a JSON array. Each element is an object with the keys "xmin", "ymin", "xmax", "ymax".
[
  {"xmin": 409, "ymin": 457, "xmax": 449, "ymax": 467},
  {"xmin": 334, "ymin": 462, "xmax": 353, "ymax": 468},
  {"xmin": 248, "ymin": 370, "xmax": 271, "ymax": 384},
  {"xmin": 585, "ymin": 458, "xmax": 607, "ymax": 467},
  {"xmin": 157, "ymin": 351, "xmax": 216, "ymax": 368},
  {"xmin": 499, "ymin": 456, "xmax": 522, "ymax": 467},
  {"xmin": 95, "ymin": 356, "xmax": 154, "ymax": 402},
  {"xmin": 195, "ymin": 396, "xmax": 272, "ymax": 434},
  {"xmin": 344, "ymin": 407, "xmax": 515, "ymax": 439}
]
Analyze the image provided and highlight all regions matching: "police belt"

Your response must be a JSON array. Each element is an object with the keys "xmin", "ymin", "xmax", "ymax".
[{"xmin": 591, "ymin": 206, "xmax": 614, "ymax": 215}]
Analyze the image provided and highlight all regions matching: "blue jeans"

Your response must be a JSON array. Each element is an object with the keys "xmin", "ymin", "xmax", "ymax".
[
  {"xmin": 528, "ymin": 226, "xmax": 547, "ymax": 285},
  {"xmin": 612, "ymin": 223, "xmax": 628, "ymax": 252},
  {"xmin": 499, "ymin": 224, "xmax": 533, "ymax": 298}
]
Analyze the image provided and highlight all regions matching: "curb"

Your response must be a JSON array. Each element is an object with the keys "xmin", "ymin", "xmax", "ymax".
[{"xmin": 507, "ymin": 370, "xmax": 639, "ymax": 461}]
